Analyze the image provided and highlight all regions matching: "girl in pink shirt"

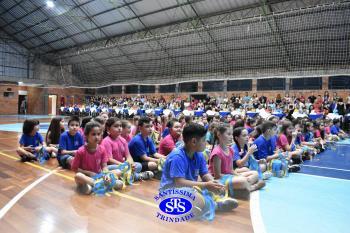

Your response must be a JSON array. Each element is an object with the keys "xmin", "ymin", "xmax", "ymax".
[
  {"xmin": 208, "ymin": 123, "xmax": 264, "ymax": 196},
  {"xmin": 121, "ymin": 120, "xmax": 132, "ymax": 143},
  {"xmin": 72, "ymin": 121, "xmax": 123, "ymax": 195},
  {"xmin": 101, "ymin": 117, "xmax": 153, "ymax": 181},
  {"xmin": 277, "ymin": 121, "xmax": 303, "ymax": 161},
  {"xmin": 130, "ymin": 115, "xmax": 140, "ymax": 136}
]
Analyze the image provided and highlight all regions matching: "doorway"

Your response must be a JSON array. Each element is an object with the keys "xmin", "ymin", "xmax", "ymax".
[
  {"xmin": 18, "ymin": 95, "xmax": 27, "ymax": 114},
  {"xmin": 48, "ymin": 95, "xmax": 57, "ymax": 115}
]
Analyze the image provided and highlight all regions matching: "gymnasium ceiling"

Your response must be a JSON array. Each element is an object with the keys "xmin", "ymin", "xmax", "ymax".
[{"xmin": 0, "ymin": 0, "xmax": 349, "ymax": 86}]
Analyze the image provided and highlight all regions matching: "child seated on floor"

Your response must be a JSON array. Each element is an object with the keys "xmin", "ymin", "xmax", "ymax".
[
  {"xmin": 276, "ymin": 121, "xmax": 303, "ymax": 170},
  {"xmin": 72, "ymin": 121, "xmax": 123, "ymax": 195},
  {"xmin": 57, "ymin": 116, "xmax": 84, "ymax": 169},
  {"xmin": 17, "ymin": 119, "xmax": 56, "ymax": 163},
  {"xmin": 128, "ymin": 117, "xmax": 166, "ymax": 173},
  {"xmin": 232, "ymin": 127, "xmax": 269, "ymax": 180},
  {"xmin": 208, "ymin": 123, "xmax": 265, "ymax": 196},
  {"xmin": 158, "ymin": 119, "xmax": 182, "ymax": 156},
  {"xmin": 46, "ymin": 117, "xmax": 65, "ymax": 157},
  {"xmin": 101, "ymin": 117, "xmax": 153, "ymax": 181},
  {"xmin": 160, "ymin": 123, "xmax": 238, "ymax": 220},
  {"xmin": 331, "ymin": 119, "xmax": 349, "ymax": 139}
]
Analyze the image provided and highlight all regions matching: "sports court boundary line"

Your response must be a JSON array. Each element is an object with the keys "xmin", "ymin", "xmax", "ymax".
[
  {"xmin": 250, "ymin": 191, "xmax": 266, "ymax": 233},
  {"xmin": 0, "ymin": 151, "xmax": 158, "ymax": 209},
  {"xmin": 296, "ymin": 172, "xmax": 350, "ymax": 182},
  {"xmin": 0, "ymin": 170, "xmax": 56, "ymax": 219},
  {"xmin": 302, "ymin": 165, "xmax": 350, "ymax": 172}
]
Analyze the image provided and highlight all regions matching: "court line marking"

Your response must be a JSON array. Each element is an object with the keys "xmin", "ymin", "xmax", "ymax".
[
  {"xmin": 302, "ymin": 165, "xmax": 350, "ymax": 172},
  {"xmin": 0, "ymin": 170, "xmax": 56, "ymax": 219},
  {"xmin": 250, "ymin": 191, "xmax": 267, "ymax": 233},
  {"xmin": 296, "ymin": 172, "xmax": 350, "ymax": 182},
  {"xmin": 0, "ymin": 151, "xmax": 157, "ymax": 209}
]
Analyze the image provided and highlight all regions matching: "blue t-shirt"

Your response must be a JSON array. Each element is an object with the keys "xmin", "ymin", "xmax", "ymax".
[
  {"xmin": 161, "ymin": 127, "xmax": 170, "ymax": 138},
  {"xmin": 128, "ymin": 134, "xmax": 156, "ymax": 162},
  {"xmin": 253, "ymin": 135, "xmax": 277, "ymax": 160},
  {"xmin": 246, "ymin": 126, "xmax": 254, "ymax": 134},
  {"xmin": 303, "ymin": 132, "xmax": 314, "ymax": 142},
  {"xmin": 19, "ymin": 132, "xmax": 43, "ymax": 147},
  {"xmin": 330, "ymin": 125, "xmax": 340, "ymax": 135},
  {"xmin": 232, "ymin": 143, "xmax": 248, "ymax": 168},
  {"xmin": 58, "ymin": 131, "xmax": 84, "ymax": 153},
  {"xmin": 160, "ymin": 147, "xmax": 208, "ymax": 191},
  {"xmin": 205, "ymin": 132, "xmax": 214, "ymax": 145}
]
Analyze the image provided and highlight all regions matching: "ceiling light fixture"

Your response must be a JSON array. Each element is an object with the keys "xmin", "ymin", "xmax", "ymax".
[{"xmin": 46, "ymin": 0, "xmax": 55, "ymax": 8}]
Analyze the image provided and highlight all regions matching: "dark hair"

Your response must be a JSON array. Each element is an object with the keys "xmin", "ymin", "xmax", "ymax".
[
  {"xmin": 280, "ymin": 121, "xmax": 293, "ymax": 136},
  {"xmin": 314, "ymin": 122, "xmax": 325, "ymax": 139},
  {"xmin": 260, "ymin": 121, "xmax": 276, "ymax": 133},
  {"xmin": 81, "ymin": 116, "xmax": 92, "ymax": 129},
  {"xmin": 183, "ymin": 123, "xmax": 207, "ymax": 143},
  {"xmin": 68, "ymin": 116, "xmax": 80, "ymax": 126},
  {"xmin": 46, "ymin": 117, "xmax": 63, "ymax": 144},
  {"xmin": 185, "ymin": 115, "xmax": 192, "ymax": 124},
  {"xmin": 212, "ymin": 123, "xmax": 231, "ymax": 150},
  {"xmin": 121, "ymin": 120, "xmax": 130, "ymax": 128},
  {"xmin": 105, "ymin": 117, "xmax": 121, "ymax": 129},
  {"xmin": 166, "ymin": 119, "xmax": 179, "ymax": 129},
  {"xmin": 84, "ymin": 121, "xmax": 101, "ymax": 137},
  {"xmin": 233, "ymin": 119, "xmax": 245, "ymax": 129},
  {"xmin": 250, "ymin": 125, "xmax": 262, "ymax": 139},
  {"xmin": 333, "ymin": 118, "xmax": 340, "ymax": 124},
  {"xmin": 303, "ymin": 122, "xmax": 313, "ymax": 133},
  {"xmin": 23, "ymin": 119, "xmax": 39, "ymax": 135},
  {"xmin": 93, "ymin": 116, "xmax": 106, "ymax": 125},
  {"xmin": 246, "ymin": 118, "xmax": 256, "ymax": 126},
  {"xmin": 232, "ymin": 127, "xmax": 248, "ymax": 152},
  {"xmin": 138, "ymin": 117, "xmax": 151, "ymax": 127}
]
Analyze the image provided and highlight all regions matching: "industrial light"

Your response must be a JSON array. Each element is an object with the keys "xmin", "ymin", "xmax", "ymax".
[{"xmin": 46, "ymin": 0, "xmax": 55, "ymax": 8}]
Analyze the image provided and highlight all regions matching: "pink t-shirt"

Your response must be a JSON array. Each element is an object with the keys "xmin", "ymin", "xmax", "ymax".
[
  {"xmin": 208, "ymin": 145, "xmax": 234, "ymax": 175},
  {"xmin": 121, "ymin": 134, "xmax": 132, "ymax": 143},
  {"xmin": 325, "ymin": 126, "xmax": 331, "ymax": 135},
  {"xmin": 71, "ymin": 145, "xmax": 109, "ymax": 173},
  {"xmin": 131, "ymin": 125, "xmax": 138, "ymax": 136},
  {"xmin": 159, "ymin": 134, "xmax": 176, "ymax": 156},
  {"xmin": 101, "ymin": 136, "xmax": 129, "ymax": 162},
  {"xmin": 314, "ymin": 130, "xmax": 321, "ymax": 138},
  {"xmin": 277, "ymin": 133, "xmax": 291, "ymax": 150}
]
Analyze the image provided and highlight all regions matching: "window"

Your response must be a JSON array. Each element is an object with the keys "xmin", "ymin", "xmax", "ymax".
[
  {"xmin": 110, "ymin": 86, "xmax": 122, "ymax": 94},
  {"xmin": 179, "ymin": 82, "xmax": 198, "ymax": 93},
  {"xmin": 203, "ymin": 81, "xmax": 224, "ymax": 92},
  {"xmin": 328, "ymin": 76, "xmax": 350, "ymax": 89},
  {"xmin": 257, "ymin": 78, "xmax": 285, "ymax": 91},
  {"xmin": 125, "ymin": 85, "xmax": 138, "ymax": 94},
  {"xmin": 96, "ymin": 87, "xmax": 108, "ymax": 95},
  {"xmin": 290, "ymin": 77, "xmax": 322, "ymax": 90},
  {"xmin": 227, "ymin": 79, "xmax": 252, "ymax": 91},
  {"xmin": 140, "ymin": 85, "xmax": 155, "ymax": 94},
  {"xmin": 159, "ymin": 84, "xmax": 176, "ymax": 93},
  {"xmin": 84, "ymin": 88, "xmax": 95, "ymax": 95},
  {"xmin": 3, "ymin": 92, "xmax": 14, "ymax": 98}
]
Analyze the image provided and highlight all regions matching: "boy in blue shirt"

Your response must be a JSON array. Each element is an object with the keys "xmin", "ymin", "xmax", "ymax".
[
  {"xmin": 57, "ymin": 116, "xmax": 84, "ymax": 169},
  {"xmin": 331, "ymin": 119, "xmax": 348, "ymax": 139},
  {"xmin": 160, "ymin": 123, "xmax": 238, "ymax": 216},
  {"xmin": 129, "ymin": 117, "xmax": 166, "ymax": 172},
  {"xmin": 253, "ymin": 121, "xmax": 279, "ymax": 162},
  {"xmin": 254, "ymin": 121, "xmax": 300, "ymax": 173},
  {"xmin": 17, "ymin": 119, "xmax": 55, "ymax": 162}
]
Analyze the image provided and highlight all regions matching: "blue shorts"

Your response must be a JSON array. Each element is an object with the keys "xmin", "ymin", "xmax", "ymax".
[{"xmin": 57, "ymin": 154, "xmax": 72, "ymax": 169}]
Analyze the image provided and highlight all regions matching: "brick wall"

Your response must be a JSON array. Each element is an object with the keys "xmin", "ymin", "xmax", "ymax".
[{"xmin": 0, "ymin": 84, "xmax": 19, "ymax": 115}]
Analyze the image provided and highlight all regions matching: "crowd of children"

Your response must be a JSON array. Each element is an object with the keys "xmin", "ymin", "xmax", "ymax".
[{"xmin": 16, "ymin": 108, "xmax": 349, "ymax": 219}]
